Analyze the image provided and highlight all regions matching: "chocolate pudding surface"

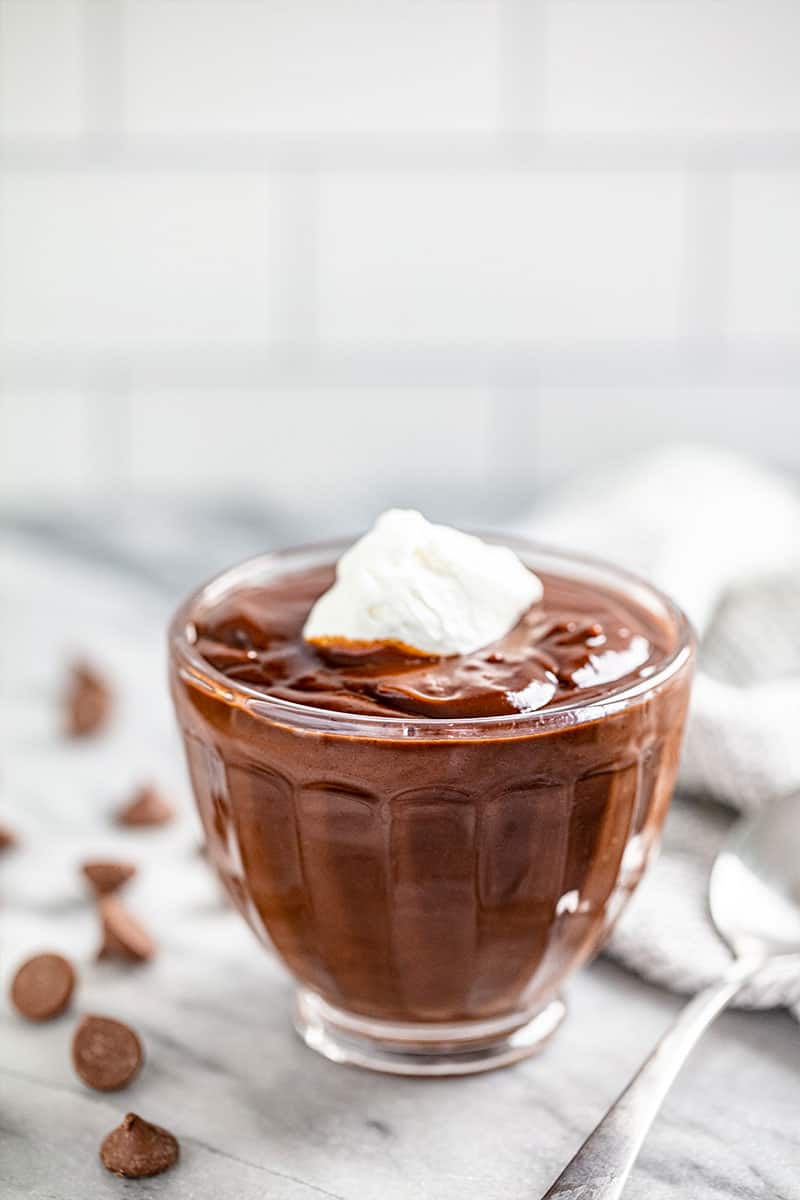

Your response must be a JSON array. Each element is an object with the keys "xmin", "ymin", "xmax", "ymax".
[
  {"xmin": 191, "ymin": 564, "xmax": 674, "ymax": 720},
  {"xmin": 171, "ymin": 544, "xmax": 693, "ymax": 1028}
]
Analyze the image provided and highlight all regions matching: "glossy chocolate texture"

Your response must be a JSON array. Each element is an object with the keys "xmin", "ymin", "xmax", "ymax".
[
  {"xmin": 192, "ymin": 565, "xmax": 673, "ymax": 719},
  {"xmin": 171, "ymin": 561, "xmax": 692, "ymax": 1026}
]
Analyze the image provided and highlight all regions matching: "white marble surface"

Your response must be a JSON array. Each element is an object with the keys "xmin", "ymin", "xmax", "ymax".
[{"xmin": 1, "ymin": 508, "xmax": 799, "ymax": 1200}]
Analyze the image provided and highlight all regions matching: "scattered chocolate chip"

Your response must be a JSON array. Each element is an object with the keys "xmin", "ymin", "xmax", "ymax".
[
  {"xmin": 116, "ymin": 785, "xmax": 174, "ymax": 828},
  {"xmin": 10, "ymin": 953, "xmax": 76, "ymax": 1021},
  {"xmin": 81, "ymin": 860, "xmax": 137, "ymax": 897},
  {"xmin": 72, "ymin": 1015, "xmax": 143, "ymax": 1091},
  {"xmin": 64, "ymin": 661, "xmax": 113, "ymax": 738},
  {"xmin": 100, "ymin": 1113, "xmax": 178, "ymax": 1178},
  {"xmin": 0, "ymin": 825, "xmax": 17, "ymax": 851},
  {"xmin": 98, "ymin": 896, "xmax": 156, "ymax": 964}
]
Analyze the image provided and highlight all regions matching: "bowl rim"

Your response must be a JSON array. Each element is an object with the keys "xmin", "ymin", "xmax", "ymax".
[{"xmin": 168, "ymin": 532, "xmax": 695, "ymax": 741}]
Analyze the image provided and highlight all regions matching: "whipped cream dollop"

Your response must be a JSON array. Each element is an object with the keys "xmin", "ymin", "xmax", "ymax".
[{"xmin": 303, "ymin": 509, "xmax": 543, "ymax": 657}]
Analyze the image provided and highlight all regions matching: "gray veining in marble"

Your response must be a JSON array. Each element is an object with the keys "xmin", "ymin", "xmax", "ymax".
[{"xmin": 1, "ymin": 508, "xmax": 799, "ymax": 1200}]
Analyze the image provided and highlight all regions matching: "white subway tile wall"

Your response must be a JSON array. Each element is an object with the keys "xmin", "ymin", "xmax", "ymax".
[
  {"xmin": 126, "ymin": 390, "xmax": 498, "ymax": 520},
  {"xmin": 0, "ymin": 172, "xmax": 275, "ymax": 349},
  {"xmin": 729, "ymin": 171, "xmax": 800, "ymax": 343},
  {"xmin": 536, "ymin": 386, "xmax": 800, "ymax": 486},
  {"xmin": 543, "ymin": 0, "xmax": 800, "ymax": 135},
  {"xmin": 318, "ymin": 170, "xmax": 686, "ymax": 344},
  {"xmin": 0, "ymin": 0, "xmax": 85, "ymax": 140},
  {"xmin": 122, "ymin": 0, "xmax": 502, "ymax": 136},
  {"xmin": 0, "ymin": 393, "xmax": 91, "ymax": 497},
  {"xmin": 0, "ymin": 0, "xmax": 798, "ymax": 512}
]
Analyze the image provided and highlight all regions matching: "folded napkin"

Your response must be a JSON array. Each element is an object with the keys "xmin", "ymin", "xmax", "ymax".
[{"xmin": 522, "ymin": 446, "xmax": 800, "ymax": 1016}]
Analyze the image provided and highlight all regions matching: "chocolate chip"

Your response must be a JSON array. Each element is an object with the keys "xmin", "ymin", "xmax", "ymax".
[
  {"xmin": 97, "ymin": 896, "xmax": 156, "ymax": 963},
  {"xmin": 10, "ymin": 953, "xmax": 76, "ymax": 1021},
  {"xmin": 65, "ymin": 662, "xmax": 113, "ymax": 738},
  {"xmin": 0, "ymin": 825, "xmax": 17, "ymax": 851},
  {"xmin": 100, "ymin": 1113, "xmax": 178, "ymax": 1178},
  {"xmin": 72, "ymin": 1015, "xmax": 143, "ymax": 1091},
  {"xmin": 116, "ymin": 785, "xmax": 174, "ymax": 828},
  {"xmin": 81, "ymin": 860, "xmax": 137, "ymax": 897}
]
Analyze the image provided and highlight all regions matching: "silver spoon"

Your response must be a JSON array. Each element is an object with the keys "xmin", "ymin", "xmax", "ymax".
[{"xmin": 541, "ymin": 790, "xmax": 800, "ymax": 1200}]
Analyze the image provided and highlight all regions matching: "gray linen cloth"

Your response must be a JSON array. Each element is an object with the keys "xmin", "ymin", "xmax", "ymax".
[{"xmin": 521, "ymin": 446, "xmax": 800, "ymax": 1015}]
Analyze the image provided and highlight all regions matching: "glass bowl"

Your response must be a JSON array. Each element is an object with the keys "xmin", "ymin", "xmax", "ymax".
[{"xmin": 169, "ymin": 536, "xmax": 694, "ymax": 1075}]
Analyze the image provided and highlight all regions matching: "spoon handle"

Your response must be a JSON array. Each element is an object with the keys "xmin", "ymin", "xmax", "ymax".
[{"xmin": 540, "ymin": 955, "xmax": 763, "ymax": 1200}]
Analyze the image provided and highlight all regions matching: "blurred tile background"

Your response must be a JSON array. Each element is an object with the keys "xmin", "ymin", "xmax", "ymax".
[{"xmin": 1, "ymin": 0, "xmax": 798, "ymax": 524}]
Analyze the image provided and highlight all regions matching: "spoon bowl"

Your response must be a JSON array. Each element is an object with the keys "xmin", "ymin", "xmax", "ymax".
[{"xmin": 543, "ymin": 789, "xmax": 800, "ymax": 1200}]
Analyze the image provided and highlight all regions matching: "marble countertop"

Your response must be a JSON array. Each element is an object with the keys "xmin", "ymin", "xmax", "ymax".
[{"xmin": 1, "ymin": 507, "xmax": 798, "ymax": 1200}]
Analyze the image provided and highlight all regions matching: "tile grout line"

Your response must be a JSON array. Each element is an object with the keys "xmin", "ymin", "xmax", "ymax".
[
  {"xmin": 85, "ymin": 379, "xmax": 132, "ymax": 495},
  {"xmin": 267, "ymin": 168, "xmax": 322, "ymax": 358},
  {"xmin": 82, "ymin": 0, "xmax": 125, "ymax": 158},
  {"xmin": 2, "ymin": 137, "xmax": 800, "ymax": 174},
  {"xmin": 80, "ymin": 0, "xmax": 130, "ymax": 494},
  {"xmin": 491, "ymin": 0, "xmax": 547, "ymax": 509},
  {"xmin": 499, "ymin": 0, "xmax": 549, "ymax": 134},
  {"xmin": 681, "ymin": 166, "xmax": 733, "ymax": 348},
  {"xmin": 2, "ymin": 346, "xmax": 800, "ymax": 388},
  {"xmin": 487, "ymin": 387, "xmax": 540, "ymax": 514}
]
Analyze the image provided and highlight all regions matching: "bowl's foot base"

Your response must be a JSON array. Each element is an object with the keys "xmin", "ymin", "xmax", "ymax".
[{"xmin": 293, "ymin": 989, "xmax": 566, "ymax": 1077}]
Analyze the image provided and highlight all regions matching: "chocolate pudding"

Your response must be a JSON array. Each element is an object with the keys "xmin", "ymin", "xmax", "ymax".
[
  {"xmin": 191, "ymin": 564, "xmax": 672, "ymax": 719},
  {"xmin": 170, "ymin": 535, "xmax": 694, "ymax": 1073}
]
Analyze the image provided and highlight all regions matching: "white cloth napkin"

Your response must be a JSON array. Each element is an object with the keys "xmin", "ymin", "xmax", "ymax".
[{"xmin": 522, "ymin": 446, "xmax": 800, "ymax": 1015}]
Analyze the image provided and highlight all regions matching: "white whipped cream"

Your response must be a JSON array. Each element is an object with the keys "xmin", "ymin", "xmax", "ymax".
[{"xmin": 303, "ymin": 509, "xmax": 543, "ymax": 657}]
